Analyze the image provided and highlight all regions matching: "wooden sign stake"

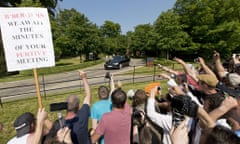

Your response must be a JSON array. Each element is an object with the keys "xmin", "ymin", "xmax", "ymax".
[{"xmin": 33, "ymin": 68, "xmax": 42, "ymax": 109}]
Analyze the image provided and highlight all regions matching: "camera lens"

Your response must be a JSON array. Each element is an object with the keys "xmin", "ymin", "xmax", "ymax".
[{"xmin": 157, "ymin": 86, "xmax": 161, "ymax": 90}]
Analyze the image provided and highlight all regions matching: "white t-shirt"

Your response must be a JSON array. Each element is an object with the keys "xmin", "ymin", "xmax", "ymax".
[{"xmin": 7, "ymin": 134, "xmax": 29, "ymax": 144}]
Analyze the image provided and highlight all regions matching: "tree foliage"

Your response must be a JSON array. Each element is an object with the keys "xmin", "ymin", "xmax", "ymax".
[
  {"xmin": 52, "ymin": 9, "xmax": 101, "ymax": 61},
  {"xmin": 174, "ymin": 0, "xmax": 240, "ymax": 58},
  {"xmin": 100, "ymin": 21, "xmax": 124, "ymax": 55},
  {"xmin": 1, "ymin": 0, "xmax": 61, "ymax": 16},
  {"xmin": 130, "ymin": 24, "xmax": 157, "ymax": 57},
  {"xmin": 153, "ymin": 10, "xmax": 190, "ymax": 59}
]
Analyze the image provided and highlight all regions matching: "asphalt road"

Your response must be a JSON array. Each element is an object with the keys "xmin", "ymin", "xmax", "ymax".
[{"xmin": 0, "ymin": 58, "xmax": 156, "ymax": 102}]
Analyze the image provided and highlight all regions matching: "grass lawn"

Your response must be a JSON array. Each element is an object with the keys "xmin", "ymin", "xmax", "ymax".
[{"xmin": 0, "ymin": 80, "xmax": 169, "ymax": 143}]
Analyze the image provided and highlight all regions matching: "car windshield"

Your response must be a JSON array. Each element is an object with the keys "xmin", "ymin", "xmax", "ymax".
[{"xmin": 111, "ymin": 56, "xmax": 122, "ymax": 62}]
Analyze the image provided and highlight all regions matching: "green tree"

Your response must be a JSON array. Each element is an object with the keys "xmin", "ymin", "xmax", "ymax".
[
  {"xmin": 174, "ymin": 0, "xmax": 240, "ymax": 58},
  {"xmin": 53, "ymin": 9, "xmax": 101, "ymax": 61},
  {"xmin": 100, "ymin": 20, "xmax": 121, "ymax": 38},
  {"xmin": 100, "ymin": 21, "xmax": 123, "ymax": 55},
  {"xmin": 130, "ymin": 24, "xmax": 157, "ymax": 57},
  {"xmin": 154, "ymin": 10, "xmax": 190, "ymax": 59},
  {"xmin": 2, "ymin": 0, "xmax": 61, "ymax": 16}
]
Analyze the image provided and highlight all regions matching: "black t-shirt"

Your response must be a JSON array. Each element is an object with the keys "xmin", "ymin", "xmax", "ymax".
[{"xmin": 65, "ymin": 104, "xmax": 90, "ymax": 144}]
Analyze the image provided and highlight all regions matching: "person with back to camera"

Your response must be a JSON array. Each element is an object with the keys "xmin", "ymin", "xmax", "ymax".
[
  {"xmin": 131, "ymin": 89, "xmax": 164, "ymax": 144},
  {"xmin": 64, "ymin": 70, "xmax": 92, "ymax": 144},
  {"xmin": 91, "ymin": 88, "xmax": 132, "ymax": 144},
  {"xmin": 7, "ymin": 108, "xmax": 49, "ymax": 144},
  {"xmin": 146, "ymin": 85, "xmax": 192, "ymax": 144},
  {"xmin": 90, "ymin": 73, "xmax": 115, "ymax": 144}
]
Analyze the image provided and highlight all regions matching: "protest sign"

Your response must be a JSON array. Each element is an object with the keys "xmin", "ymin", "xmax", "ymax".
[{"xmin": 0, "ymin": 8, "xmax": 55, "ymax": 72}]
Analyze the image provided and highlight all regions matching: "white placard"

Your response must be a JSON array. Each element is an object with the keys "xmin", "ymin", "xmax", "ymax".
[{"xmin": 0, "ymin": 8, "xmax": 55, "ymax": 71}]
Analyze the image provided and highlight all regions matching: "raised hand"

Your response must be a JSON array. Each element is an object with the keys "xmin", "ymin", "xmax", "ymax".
[
  {"xmin": 213, "ymin": 50, "xmax": 220, "ymax": 61},
  {"xmin": 174, "ymin": 57, "xmax": 185, "ymax": 65},
  {"xmin": 78, "ymin": 70, "xmax": 86, "ymax": 78}
]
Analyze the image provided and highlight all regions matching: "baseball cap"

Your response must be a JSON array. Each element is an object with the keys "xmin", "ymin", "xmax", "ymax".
[
  {"xmin": 197, "ymin": 74, "xmax": 218, "ymax": 88},
  {"xmin": 14, "ymin": 112, "xmax": 35, "ymax": 137}
]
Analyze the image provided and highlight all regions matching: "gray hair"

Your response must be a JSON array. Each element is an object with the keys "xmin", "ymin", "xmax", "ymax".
[{"xmin": 67, "ymin": 95, "xmax": 80, "ymax": 113}]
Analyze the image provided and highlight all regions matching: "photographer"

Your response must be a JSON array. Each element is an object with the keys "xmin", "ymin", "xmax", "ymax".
[
  {"xmin": 91, "ymin": 88, "xmax": 132, "ymax": 144},
  {"xmin": 146, "ymin": 86, "xmax": 177, "ymax": 144},
  {"xmin": 132, "ymin": 89, "xmax": 164, "ymax": 144}
]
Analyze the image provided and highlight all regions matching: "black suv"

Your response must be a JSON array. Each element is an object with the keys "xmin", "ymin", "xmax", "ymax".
[{"xmin": 104, "ymin": 55, "xmax": 130, "ymax": 69}]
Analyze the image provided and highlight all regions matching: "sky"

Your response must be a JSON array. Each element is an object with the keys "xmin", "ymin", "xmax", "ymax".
[{"xmin": 58, "ymin": 0, "xmax": 176, "ymax": 34}]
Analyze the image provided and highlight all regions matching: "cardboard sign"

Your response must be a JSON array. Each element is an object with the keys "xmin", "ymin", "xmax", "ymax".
[{"xmin": 0, "ymin": 8, "xmax": 55, "ymax": 71}]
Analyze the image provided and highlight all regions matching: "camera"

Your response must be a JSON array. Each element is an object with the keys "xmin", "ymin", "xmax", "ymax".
[
  {"xmin": 133, "ymin": 109, "xmax": 144, "ymax": 119},
  {"xmin": 157, "ymin": 86, "xmax": 161, "ymax": 91},
  {"xmin": 132, "ymin": 109, "xmax": 145, "ymax": 128},
  {"xmin": 172, "ymin": 108, "xmax": 185, "ymax": 128},
  {"xmin": 50, "ymin": 102, "xmax": 68, "ymax": 112},
  {"xmin": 170, "ymin": 74, "xmax": 176, "ymax": 79},
  {"xmin": 194, "ymin": 58, "xmax": 199, "ymax": 63}
]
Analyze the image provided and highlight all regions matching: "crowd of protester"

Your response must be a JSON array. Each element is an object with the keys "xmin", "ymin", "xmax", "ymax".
[{"xmin": 4, "ymin": 51, "xmax": 240, "ymax": 144}]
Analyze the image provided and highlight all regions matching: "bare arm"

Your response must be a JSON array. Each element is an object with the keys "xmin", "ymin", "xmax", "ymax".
[
  {"xmin": 91, "ymin": 119, "xmax": 98, "ymax": 130},
  {"xmin": 198, "ymin": 57, "xmax": 217, "ymax": 78},
  {"xmin": 91, "ymin": 132, "xmax": 101, "ymax": 144},
  {"xmin": 174, "ymin": 57, "xmax": 197, "ymax": 81},
  {"xmin": 132, "ymin": 125, "xmax": 139, "ymax": 144},
  {"xmin": 110, "ymin": 73, "xmax": 115, "ymax": 94},
  {"xmin": 198, "ymin": 107, "xmax": 215, "ymax": 129},
  {"xmin": 158, "ymin": 64, "xmax": 179, "ymax": 75},
  {"xmin": 213, "ymin": 51, "xmax": 226, "ymax": 78},
  {"xmin": 33, "ymin": 108, "xmax": 48, "ymax": 144},
  {"xmin": 208, "ymin": 96, "xmax": 238, "ymax": 122},
  {"xmin": 79, "ymin": 70, "xmax": 91, "ymax": 105}
]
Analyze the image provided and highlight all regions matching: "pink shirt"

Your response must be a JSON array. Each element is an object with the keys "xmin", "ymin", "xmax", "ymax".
[{"xmin": 95, "ymin": 103, "xmax": 132, "ymax": 144}]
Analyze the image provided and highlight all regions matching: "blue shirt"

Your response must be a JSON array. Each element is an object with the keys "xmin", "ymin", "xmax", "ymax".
[{"xmin": 91, "ymin": 99, "xmax": 112, "ymax": 144}]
